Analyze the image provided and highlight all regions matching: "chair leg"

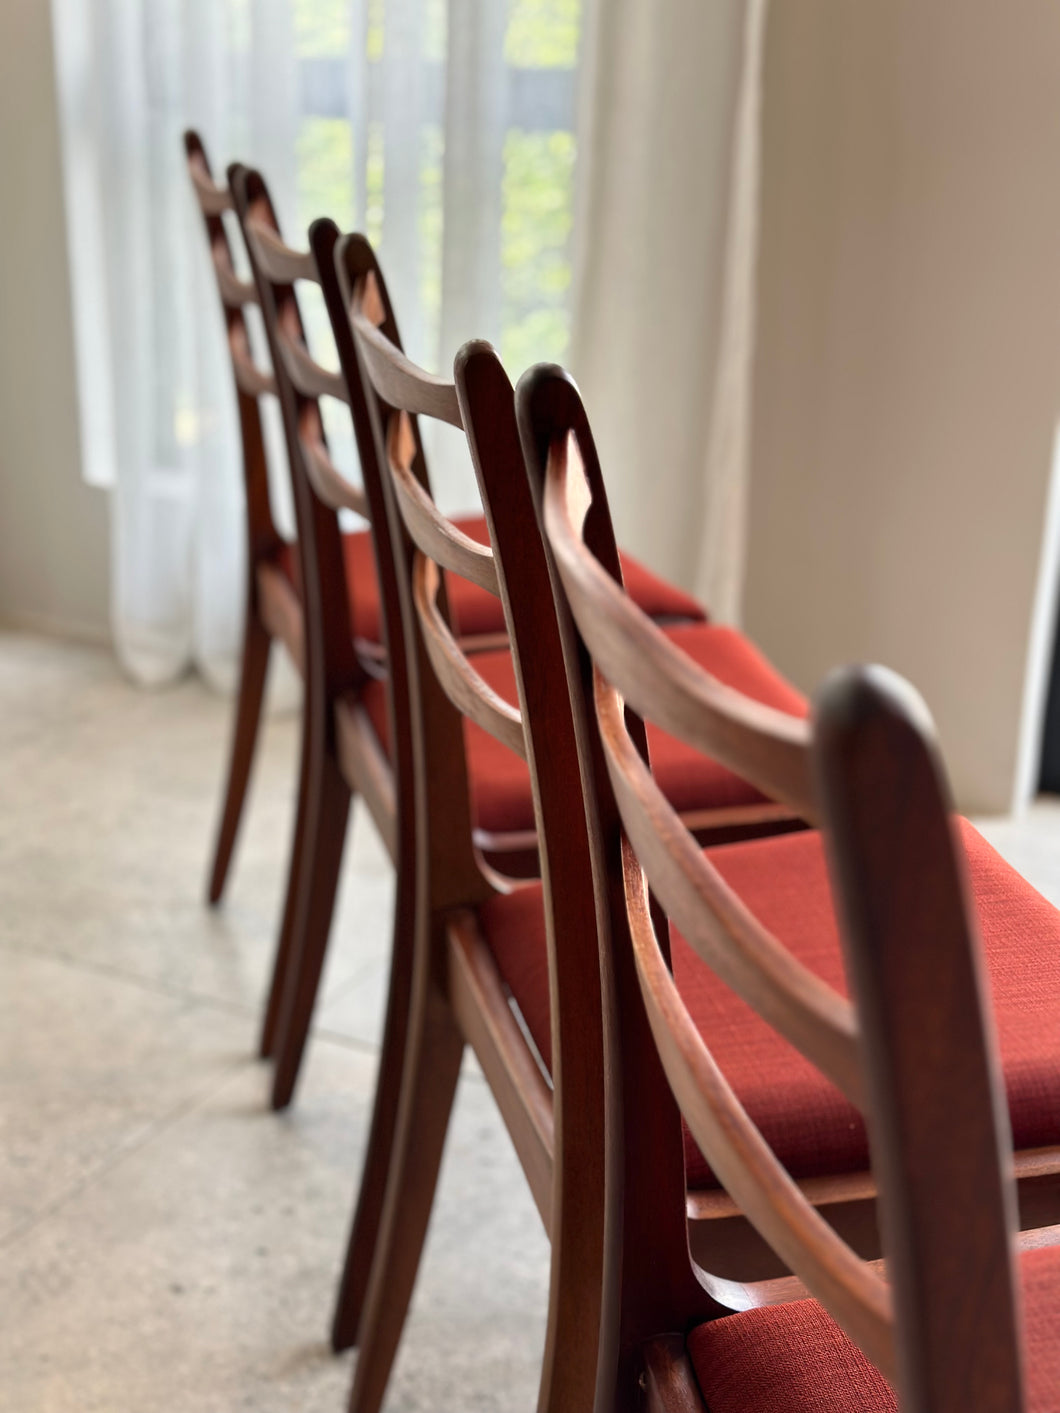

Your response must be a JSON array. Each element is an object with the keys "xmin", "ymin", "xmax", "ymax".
[
  {"xmin": 346, "ymin": 937, "xmax": 464, "ymax": 1413},
  {"xmin": 330, "ymin": 825, "xmax": 417, "ymax": 1352},
  {"xmin": 270, "ymin": 741, "xmax": 352, "ymax": 1110},
  {"xmin": 207, "ymin": 604, "xmax": 271, "ymax": 905},
  {"xmin": 259, "ymin": 697, "xmax": 314, "ymax": 1060}
]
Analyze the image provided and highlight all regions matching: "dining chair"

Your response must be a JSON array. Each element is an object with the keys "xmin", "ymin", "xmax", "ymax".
[
  {"xmin": 188, "ymin": 142, "xmax": 720, "ymax": 1103},
  {"xmin": 330, "ymin": 273, "xmax": 938, "ymax": 1407},
  {"xmin": 521, "ymin": 362, "xmax": 1060, "ymax": 1412},
  {"xmin": 300, "ymin": 219, "xmax": 830, "ymax": 1366},
  {"xmin": 226, "ymin": 161, "xmax": 568, "ymax": 1102}
]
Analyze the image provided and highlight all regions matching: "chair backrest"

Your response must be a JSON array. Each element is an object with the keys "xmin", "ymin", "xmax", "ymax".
[
  {"xmin": 328, "ymin": 245, "xmax": 619, "ymax": 1409},
  {"xmin": 227, "ymin": 164, "xmax": 365, "ymax": 701},
  {"xmin": 183, "ymin": 131, "xmax": 281, "ymax": 565},
  {"xmin": 516, "ymin": 364, "xmax": 1025, "ymax": 1413}
]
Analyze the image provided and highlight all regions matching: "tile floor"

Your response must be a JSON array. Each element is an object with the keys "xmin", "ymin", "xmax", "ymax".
[
  {"xmin": 3, "ymin": 629, "xmax": 1058, "ymax": 1412},
  {"xmin": 0, "ymin": 632, "xmax": 548, "ymax": 1412}
]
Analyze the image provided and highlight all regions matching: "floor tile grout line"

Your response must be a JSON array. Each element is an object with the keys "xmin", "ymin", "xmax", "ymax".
[
  {"xmin": 0, "ymin": 935, "xmax": 264, "ymax": 1019},
  {"xmin": 0, "ymin": 935, "xmax": 400, "ymax": 1071},
  {"xmin": 0, "ymin": 1052, "xmax": 259, "ymax": 1255}
]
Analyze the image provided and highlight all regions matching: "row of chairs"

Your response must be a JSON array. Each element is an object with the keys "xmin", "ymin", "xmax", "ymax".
[{"xmin": 186, "ymin": 129, "xmax": 1060, "ymax": 1413}]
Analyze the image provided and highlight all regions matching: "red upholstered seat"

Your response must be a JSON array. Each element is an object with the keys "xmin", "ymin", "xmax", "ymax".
[
  {"xmin": 276, "ymin": 517, "xmax": 705, "ymax": 647},
  {"xmin": 687, "ymin": 1241, "xmax": 1060, "ymax": 1412},
  {"xmin": 481, "ymin": 821, "xmax": 1060, "ymax": 1189},
  {"xmin": 361, "ymin": 622, "xmax": 806, "ymax": 834},
  {"xmin": 364, "ymin": 622, "xmax": 801, "ymax": 837}
]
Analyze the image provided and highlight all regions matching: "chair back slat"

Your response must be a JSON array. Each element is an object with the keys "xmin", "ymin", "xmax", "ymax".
[
  {"xmin": 187, "ymin": 152, "xmax": 233, "ymax": 215},
  {"xmin": 232, "ymin": 344, "xmax": 278, "ymax": 399},
  {"xmin": 212, "ymin": 254, "xmax": 258, "ymax": 309},
  {"xmin": 352, "ymin": 311, "xmax": 464, "ymax": 428},
  {"xmin": 412, "ymin": 555, "xmax": 526, "ymax": 761},
  {"xmin": 624, "ymin": 839, "xmax": 894, "ymax": 1374},
  {"xmin": 300, "ymin": 416, "xmax": 370, "ymax": 518},
  {"xmin": 184, "ymin": 131, "xmax": 279, "ymax": 562},
  {"xmin": 545, "ymin": 431, "xmax": 816, "ymax": 820},
  {"xmin": 244, "ymin": 216, "xmax": 321, "ymax": 285},
  {"xmin": 597, "ymin": 675, "xmax": 863, "ymax": 1104},
  {"xmin": 385, "ymin": 413, "xmax": 499, "ymax": 596},
  {"xmin": 275, "ymin": 323, "xmax": 350, "ymax": 404}
]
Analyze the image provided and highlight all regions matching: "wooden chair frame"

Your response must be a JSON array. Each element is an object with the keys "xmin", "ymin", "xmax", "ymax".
[
  {"xmin": 227, "ymin": 164, "xmax": 387, "ymax": 1119},
  {"xmin": 327, "ymin": 298, "xmax": 905, "ymax": 1410},
  {"xmin": 185, "ymin": 132, "xmax": 302, "ymax": 913},
  {"xmin": 227, "ymin": 163, "xmax": 551, "ymax": 1114},
  {"xmin": 313, "ymin": 224, "xmax": 814, "ymax": 1364},
  {"xmin": 332, "ymin": 276, "xmax": 615, "ymax": 1413},
  {"xmin": 516, "ymin": 362, "xmax": 1060, "ymax": 1413}
]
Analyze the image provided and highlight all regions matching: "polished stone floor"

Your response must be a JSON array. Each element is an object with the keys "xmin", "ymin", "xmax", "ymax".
[
  {"xmin": 0, "ymin": 632, "xmax": 548, "ymax": 1412},
  {"xmin": 3, "ymin": 629, "xmax": 1058, "ymax": 1412}
]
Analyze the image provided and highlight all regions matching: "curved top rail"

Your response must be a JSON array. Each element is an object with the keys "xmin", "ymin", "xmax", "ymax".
[
  {"xmin": 275, "ymin": 324, "xmax": 349, "ymax": 404},
  {"xmin": 544, "ymin": 431, "xmax": 816, "ymax": 822},
  {"xmin": 385, "ymin": 415, "xmax": 499, "ymax": 596},
  {"xmin": 413, "ymin": 555, "xmax": 525, "ymax": 760},
  {"xmin": 212, "ymin": 249, "xmax": 257, "ymax": 309},
  {"xmin": 188, "ymin": 156, "xmax": 233, "ymax": 216},
  {"xmin": 351, "ymin": 311, "xmax": 463, "ymax": 428},
  {"xmin": 244, "ymin": 217, "xmax": 320, "ymax": 286}
]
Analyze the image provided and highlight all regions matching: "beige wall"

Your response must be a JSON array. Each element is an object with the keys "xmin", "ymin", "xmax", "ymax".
[
  {"xmin": 0, "ymin": 0, "xmax": 109, "ymax": 641},
  {"xmin": 744, "ymin": 1, "xmax": 1060, "ymax": 814}
]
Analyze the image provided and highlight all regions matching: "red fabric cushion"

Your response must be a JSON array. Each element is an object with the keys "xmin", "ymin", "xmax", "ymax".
[
  {"xmin": 482, "ymin": 822, "xmax": 1060, "ymax": 1189},
  {"xmin": 276, "ymin": 516, "xmax": 503, "ymax": 644},
  {"xmin": 461, "ymin": 624, "xmax": 806, "ymax": 836},
  {"xmin": 277, "ymin": 519, "xmax": 705, "ymax": 646},
  {"xmin": 362, "ymin": 623, "xmax": 804, "ymax": 836},
  {"xmin": 687, "ymin": 1241, "xmax": 1060, "ymax": 1413},
  {"xmin": 614, "ymin": 556, "xmax": 705, "ymax": 624}
]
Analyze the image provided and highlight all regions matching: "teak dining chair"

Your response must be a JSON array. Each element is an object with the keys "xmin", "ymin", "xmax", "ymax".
[
  {"xmin": 330, "ymin": 275, "xmax": 924, "ymax": 1409},
  {"xmin": 226, "ymin": 163, "xmax": 558, "ymax": 1107},
  {"xmin": 308, "ymin": 226, "xmax": 835, "ymax": 1368},
  {"xmin": 189, "ymin": 141, "xmax": 720, "ymax": 1109},
  {"xmin": 520, "ymin": 364, "xmax": 1060, "ymax": 1413}
]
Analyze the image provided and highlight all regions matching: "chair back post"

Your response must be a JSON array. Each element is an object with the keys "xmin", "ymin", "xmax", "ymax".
[
  {"xmin": 814, "ymin": 665, "xmax": 1025, "ymax": 1413},
  {"xmin": 311, "ymin": 222, "xmax": 408, "ymax": 771},
  {"xmin": 334, "ymin": 236, "xmax": 484, "ymax": 909},
  {"xmin": 183, "ymin": 131, "xmax": 279, "ymax": 567},
  {"xmin": 514, "ymin": 365, "xmax": 722, "ymax": 1413},
  {"xmin": 456, "ymin": 342, "xmax": 616, "ymax": 1413},
  {"xmin": 228, "ymin": 164, "xmax": 359, "ymax": 699}
]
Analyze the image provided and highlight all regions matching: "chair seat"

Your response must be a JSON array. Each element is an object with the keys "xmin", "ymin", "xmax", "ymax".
[
  {"xmin": 481, "ymin": 822, "xmax": 1060, "ymax": 1189},
  {"xmin": 452, "ymin": 622, "xmax": 806, "ymax": 836},
  {"xmin": 361, "ymin": 622, "xmax": 805, "ymax": 835},
  {"xmin": 687, "ymin": 1240, "xmax": 1060, "ymax": 1411},
  {"xmin": 276, "ymin": 517, "xmax": 705, "ymax": 647}
]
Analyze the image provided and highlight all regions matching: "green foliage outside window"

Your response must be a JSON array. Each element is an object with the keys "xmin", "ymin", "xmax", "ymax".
[
  {"xmin": 505, "ymin": 0, "xmax": 580, "ymax": 67},
  {"xmin": 501, "ymin": 129, "xmax": 574, "ymax": 369},
  {"xmin": 289, "ymin": 0, "xmax": 581, "ymax": 372}
]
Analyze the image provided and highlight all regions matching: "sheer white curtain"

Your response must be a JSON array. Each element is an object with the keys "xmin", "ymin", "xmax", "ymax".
[
  {"xmin": 570, "ymin": 0, "xmax": 767, "ymax": 621},
  {"xmin": 51, "ymin": 0, "xmax": 581, "ymax": 686}
]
